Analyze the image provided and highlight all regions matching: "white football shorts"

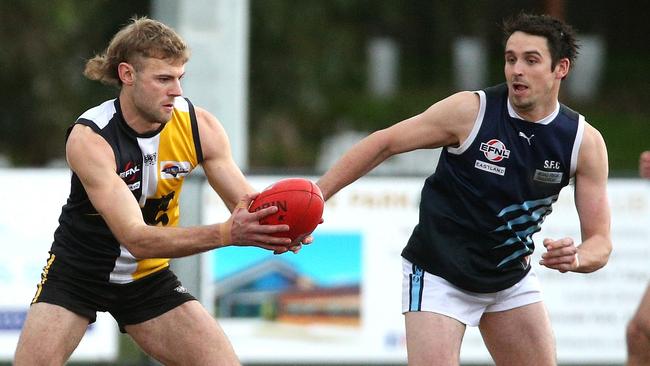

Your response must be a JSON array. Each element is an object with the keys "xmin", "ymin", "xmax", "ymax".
[{"xmin": 402, "ymin": 258, "xmax": 543, "ymax": 326}]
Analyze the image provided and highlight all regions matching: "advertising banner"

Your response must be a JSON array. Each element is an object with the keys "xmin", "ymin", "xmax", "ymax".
[
  {"xmin": 0, "ymin": 170, "xmax": 118, "ymax": 361},
  {"xmin": 202, "ymin": 176, "xmax": 650, "ymax": 364}
]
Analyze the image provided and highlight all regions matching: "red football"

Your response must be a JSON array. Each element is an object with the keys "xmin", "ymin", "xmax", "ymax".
[{"xmin": 249, "ymin": 178, "xmax": 324, "ymax": 242}]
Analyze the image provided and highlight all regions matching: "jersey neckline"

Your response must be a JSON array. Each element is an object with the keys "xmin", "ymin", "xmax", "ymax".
[{"xmin": 113, "ymin": 98, "xmax": 167, "ymax": 139}]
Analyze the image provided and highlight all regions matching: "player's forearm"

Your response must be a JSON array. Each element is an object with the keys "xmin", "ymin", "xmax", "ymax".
[
  {"xmin": 574, "ymin": 234, "xmax": 612, "ymax": 273},
  {"xmin": 318, "ymin": 131, "xmax": 391, "ymax": 201},
  {"xmin": 122, "ymin": 223, "xmax": 225, "ymax": 258}
]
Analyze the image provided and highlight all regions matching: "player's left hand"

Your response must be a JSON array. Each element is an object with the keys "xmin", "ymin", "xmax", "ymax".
[
  {"xmin": 272, "ymin": 218, "xmax": 324, "ymax": 255},
  {"xmin": 272, "ymin": 234, "xmax": 311, "ymax": 255},
  {"xmin": 539, "ymin": 237, "xmax": 579, "ymax": 273}
]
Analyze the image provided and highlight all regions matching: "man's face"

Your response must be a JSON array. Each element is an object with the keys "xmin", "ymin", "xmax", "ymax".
[
  {"xmin": 131, "ymin": 57, "xmax": 185, "ymax": 125},
  {"xmin": 504, "ymin": 31, "xmax": 565, "ymax": 113}
]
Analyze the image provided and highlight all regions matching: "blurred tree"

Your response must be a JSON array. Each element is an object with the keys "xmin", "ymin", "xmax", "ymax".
[
  {"xmin": 247, "ymin": 0, "xmax": 649, "ymax": 173},
  {"xmin": 0, "ymin": 0, "xmax": 149, "ymax": 166},
  {"xmin": 248, "ymin": 0, "xmax": 451, "ymax": 169},
  {"xmin": 0, "ymin": 0, "xmax": 647, "ymax": 173}
]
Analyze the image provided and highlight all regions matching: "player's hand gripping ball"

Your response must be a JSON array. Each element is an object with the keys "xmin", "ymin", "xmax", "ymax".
[{"xmin": 249, "ymin": 178, "xmax": 324, "ymax": 242}]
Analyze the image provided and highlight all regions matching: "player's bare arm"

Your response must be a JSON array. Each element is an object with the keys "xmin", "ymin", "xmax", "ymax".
[
  {"xmin": 195, "ymin": 107, "xmax": 293, "ymax": 249},
  {"xmin": 66, "ymin": 124, "xmax": 290, "ymax": 258},
  {"xmin": 317, "ymin": 91, "xmax": 479, "ymax": 200},
  {"xmin": 540, "ymin": 122, "xmax": 612, "ymax": 273},
  {"xmin": 195, "ymin": 107, "xmax": 255, "ymax": 210}
]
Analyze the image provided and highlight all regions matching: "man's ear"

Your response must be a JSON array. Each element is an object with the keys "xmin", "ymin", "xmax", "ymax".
[
  {"xmin": 118, "ymin": 62, "xmax": 136, "ymax": 86},
  {"xmin": 556, "ymin": 58, "xmax": 570, "ymax": 80}
]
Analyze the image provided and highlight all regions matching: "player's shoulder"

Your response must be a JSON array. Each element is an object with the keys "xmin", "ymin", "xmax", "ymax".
[
  {"xmin": 192, "ymin": 105, "xmax": 223, "ymax": 131},
  {"xmin": 67, "ymin": 124, "xmax": 111, "ymax": 153},
  {"xmin": 580, "ymin": 120, "xmax": 606, "ymax": 150},
  {"xmin": 426, "ymin": 90, "xmax": 480, "ymax": 129},
  {"xmin": 190, "ymin": 104, "xmax": 229, "ymax": 153},
  {"xmin": 575, "ymin": 119, "xmax": 608, "ymax": 175},
  {"xmin": 66, "ymin": 123, "xmax": 115, "ymax": 171},
  {"xmin": 449, "ymin": 90, "xmax": 481, "ymax": 112}
]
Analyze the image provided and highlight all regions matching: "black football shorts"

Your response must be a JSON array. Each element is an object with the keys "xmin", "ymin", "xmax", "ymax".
[{"xmin": 32, "ymin": 253, "xmax": 196, "ymax": 333}]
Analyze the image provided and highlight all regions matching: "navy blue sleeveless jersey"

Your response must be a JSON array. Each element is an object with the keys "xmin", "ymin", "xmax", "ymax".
[{"xmin": 401, "ymin": 83, "xmax": 585, "ymax": 293}]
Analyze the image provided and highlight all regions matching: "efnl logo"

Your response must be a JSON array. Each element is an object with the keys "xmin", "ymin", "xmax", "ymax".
[
  {"xmin": 476, "ymin": 139, "xmax": 509, "ymax": 176},
  {"xmin": 479, "ymin": 139, "xmax": 510, "ymax": 162}
]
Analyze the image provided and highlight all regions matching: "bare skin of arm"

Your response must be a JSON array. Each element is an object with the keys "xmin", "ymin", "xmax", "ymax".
[
  {"xmin": 194, "ymin": 107, "xmax": 303, "ymax": 253},
  {"xmin": 539, "ymin": 123, "xmax": 612, "ymax": 273},
  {"xmin": 317, "ymin": 91, "xmax": 479, "ymax": 201},
  {"xmin": 66, "ymin": 123, "xmax": 291, "ymax": 259},
  {"xmin": 195, "ymin": 107, "xmax": 255, "ymax": 212}
]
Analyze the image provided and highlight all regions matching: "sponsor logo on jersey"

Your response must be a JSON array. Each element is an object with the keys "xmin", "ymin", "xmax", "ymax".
[
  {"xmin": 174, "ymin": 285, "xmax": 188, "ymax": 294},
  {"xmin": 144, "ymin": 153, "xmax": 157, "ymax": 166},
  {"xmin": 160, "ymin": 161, "xmax": 191, "ymax": 179},
  {"xmin": 475, "ymin": 160, "xmax": 506, "ymax": 176},
  {"xmin": 534, "ymin": 169, "xmax": 563, "ymax": 184},
  {"xmin": 518, "ymin": 131, "xmax": 535, "ymax": 145},
  {"xmin": 127, "ymin": 181, "xmax": 141, "ymax": 191},
  {"xmin": 119, "ymin": 161, "xmax": 141, "ymax": 184},
  {"xmin": 479, "ymin": 139, "xmax": 510, "ymax": 162}
]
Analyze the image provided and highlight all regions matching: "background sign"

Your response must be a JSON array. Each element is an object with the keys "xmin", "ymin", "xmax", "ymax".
[
  {"xmin": 203, "ymin": 176, "xmax": 650, "ymax": 364},
  {"xmin": 1, "ymin": 171, "xmax": 647, "ymax": 363},
  {"xmin": 0, "ymin": 170, "xmax": 118, "ymax": 361}
]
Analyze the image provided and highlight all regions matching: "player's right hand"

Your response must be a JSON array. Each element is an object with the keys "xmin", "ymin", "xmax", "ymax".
[{"xmin": 225, "ymin": 193, "xmax": 292, "ymax": 250}]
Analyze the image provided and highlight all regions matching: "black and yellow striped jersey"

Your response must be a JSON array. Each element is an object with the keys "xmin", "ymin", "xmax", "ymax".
[{"xmin": 51, "ymin": 97, "xmax": 203, "ymax": 284}]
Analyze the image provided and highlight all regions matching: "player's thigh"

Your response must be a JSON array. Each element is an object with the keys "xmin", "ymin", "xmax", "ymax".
[
  {"xmin": 405, "ymin": 311, "xmax": 466, "ymax": 366},
  {"xmin": 126, "ymin": 300, "xmax": 239, "ymax": 366},
  {"xmin": 479, "ymin": 302, "xmax": 555, "ymax": 366},
  {"xmin": 14, "ymin": 303, "xmax": 90, "ymax": 366}
]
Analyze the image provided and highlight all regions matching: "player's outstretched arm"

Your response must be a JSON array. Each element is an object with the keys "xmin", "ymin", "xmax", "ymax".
[
  {"xmin": 66, "ymin": 124, "xmax": 291, "ymax": 259},
  {"xmin": 540, "ymin": 123, "xmax": 612, "ymax": 273},
  {"xmin": 194, "ymin": 106, "xmax": 295, "ymax": 251},
  {"xmin": 317, "ymin": 91, "xmax": 479, "ymax": 201}
]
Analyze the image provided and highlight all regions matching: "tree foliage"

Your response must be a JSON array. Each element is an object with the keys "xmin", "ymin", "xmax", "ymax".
[
  {"xmin": 0, "ymin": 0, "xmax": 148, "ymax": 165},
  {"xmin": 1, "ymin": 0, "xmax": 648, "ymax": 173}
]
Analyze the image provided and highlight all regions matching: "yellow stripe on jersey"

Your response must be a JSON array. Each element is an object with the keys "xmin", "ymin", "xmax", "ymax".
[
  {"xmin": 133, "ymin": 259, "xmax": 170, "ymax": 280},
  {"xmin": 131, "ymin": 97, "xmax": 201, "ymax": 280}
]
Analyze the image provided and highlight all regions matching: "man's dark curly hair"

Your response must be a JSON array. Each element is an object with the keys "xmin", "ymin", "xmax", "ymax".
[{"xmin": 503, "ymin": 13, "xmax": 580, "ymax": 72}]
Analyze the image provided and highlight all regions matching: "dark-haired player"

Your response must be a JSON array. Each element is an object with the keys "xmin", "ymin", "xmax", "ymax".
[{"xmin": 318, "ymin": 13, "xmax": 611, "ymax": 365}]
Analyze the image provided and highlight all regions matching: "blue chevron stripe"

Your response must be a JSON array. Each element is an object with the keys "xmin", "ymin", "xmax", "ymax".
[
  {"xmin": 497, "ymin": 195, "xmax": 558, "ymax": 217},
  {"xmin": 497, "ymin": 246, "xmax": 534, "ymax": 268},
  {"xmin": 493, "ymin": 206, "xmax": 553, "ymax": 232},
  {"xmin": 493, "ymin": 223, "xmax": 544, "ymax": 248}
]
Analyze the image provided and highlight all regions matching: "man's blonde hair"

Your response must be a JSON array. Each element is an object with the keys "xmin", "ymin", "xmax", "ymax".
[{"xmin": 84, "ymin": 16, "xmax": 189, "ymax": 86}]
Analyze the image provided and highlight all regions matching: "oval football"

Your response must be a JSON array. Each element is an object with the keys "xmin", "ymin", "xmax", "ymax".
[{"xmin": 249, "ymin": 178, "xmax": 324, "ymax": 241}]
